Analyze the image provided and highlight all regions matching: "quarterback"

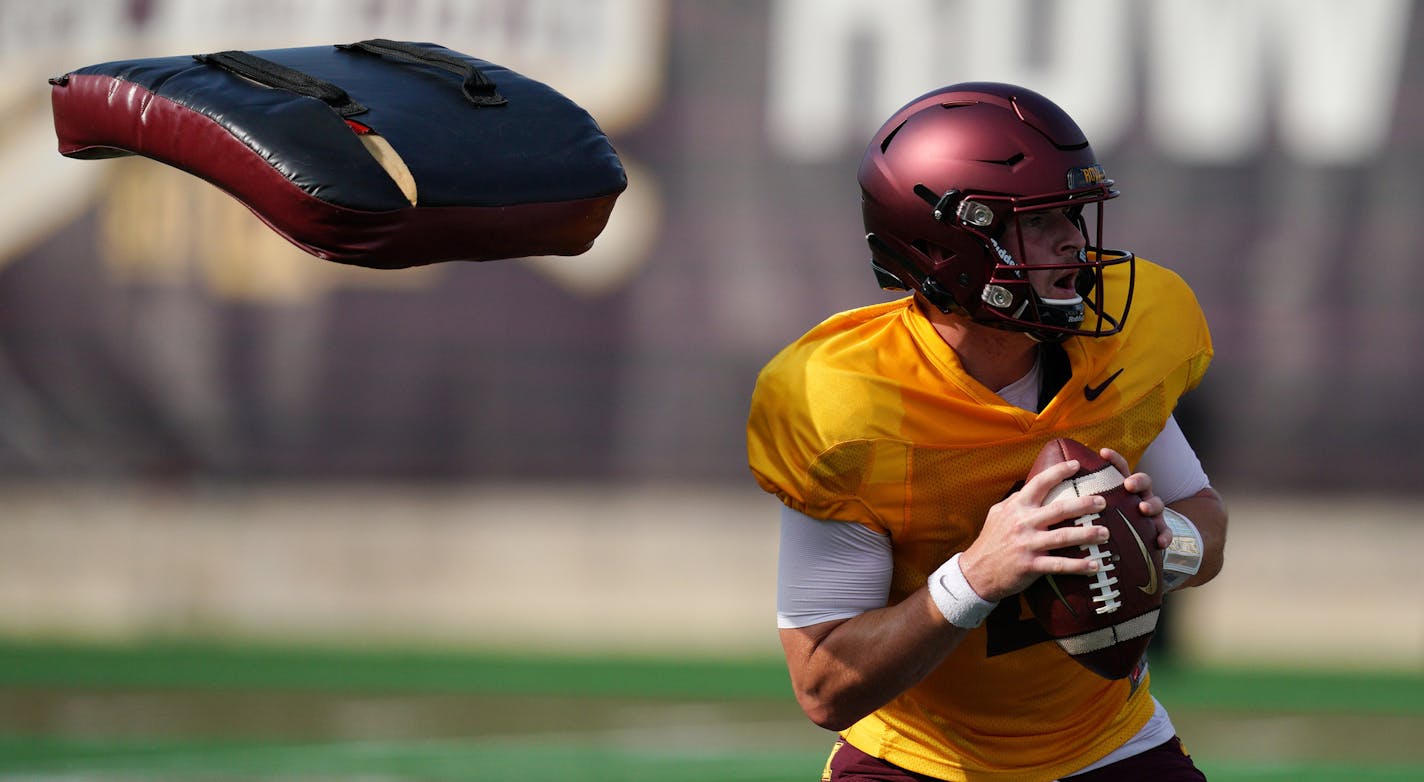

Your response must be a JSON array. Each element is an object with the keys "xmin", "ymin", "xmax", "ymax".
[{"xmin": 747, "ymin": 83, "xmax": 1228, "ymax": 781}]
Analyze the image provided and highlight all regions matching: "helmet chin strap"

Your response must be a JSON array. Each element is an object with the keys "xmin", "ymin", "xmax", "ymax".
[
  {"xmin": 982, "ymin": 235, "xmax": 1088, "ymax": 338},
  {"xmin": 1029, "ymin": 289, "xmax": 1087, "ymax": 329}
]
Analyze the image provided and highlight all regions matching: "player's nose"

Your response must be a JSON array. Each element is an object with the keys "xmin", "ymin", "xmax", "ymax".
[{"xmin": 1053, "ymin": 212, "xmax": 1086, "ymax": 258}]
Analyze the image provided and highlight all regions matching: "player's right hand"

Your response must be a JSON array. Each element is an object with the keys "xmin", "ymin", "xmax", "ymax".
[{"xmin": 956, "ymin": 459, "xmax": 1110, "ymax": 603}]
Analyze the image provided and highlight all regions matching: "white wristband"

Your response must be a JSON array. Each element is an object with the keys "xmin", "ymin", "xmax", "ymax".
[
  {"xmin": 928, "ymin": 553, "xmax": 999, "ymax": 629},
  {"xmin": 1161, "ymin": 507, "xmax": 1203, "ymax": 591}
]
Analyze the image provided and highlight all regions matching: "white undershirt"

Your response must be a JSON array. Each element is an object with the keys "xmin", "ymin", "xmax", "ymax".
[{"xmin": 774, "ymin": 357, "xmax": 1207, "ymax": 775}]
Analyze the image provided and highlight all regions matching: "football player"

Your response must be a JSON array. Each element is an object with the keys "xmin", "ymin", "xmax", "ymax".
[{"xmin": 747, "ymin": 83, "xmax": 1228, "ymax": 781}]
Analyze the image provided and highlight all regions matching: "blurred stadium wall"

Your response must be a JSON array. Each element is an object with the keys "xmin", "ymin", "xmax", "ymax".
[{"xmin": 1, "ymin": 1, "xmax": 1422, "ymax": 670}]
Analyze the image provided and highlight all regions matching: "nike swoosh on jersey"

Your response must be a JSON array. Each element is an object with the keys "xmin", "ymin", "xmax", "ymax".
[
  {"xmin": 1083, "ymin": 368, "xmax": 1124, "ymax": 401},
  {"xmin": 1121, "ymin": 509, "xmax": 1159, "ymax": 595}
]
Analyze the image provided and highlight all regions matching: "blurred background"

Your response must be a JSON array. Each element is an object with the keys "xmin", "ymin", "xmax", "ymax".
[{"xmin": 1, "ymin": 1, "xmax": 1422, "ymax": 780}]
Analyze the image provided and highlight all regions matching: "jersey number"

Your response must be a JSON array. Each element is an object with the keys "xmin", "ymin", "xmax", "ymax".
[
  {"xmin": 984, "ymin": 595, "xmax": 1051, "ymax": 657},
  {"xmin": 982, "ymin": 479, "xmax": 1052, "ymax": 657}
]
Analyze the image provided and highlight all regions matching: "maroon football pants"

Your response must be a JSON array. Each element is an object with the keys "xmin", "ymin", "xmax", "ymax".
[{"xmin": 823, "ymin": 736, "xmax": 1207, "ymax": 781}]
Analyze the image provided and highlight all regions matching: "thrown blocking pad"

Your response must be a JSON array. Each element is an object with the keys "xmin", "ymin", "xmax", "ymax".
[{"xmin": 50, "ymin": 39, "xmax": 627, "ymax": 268}]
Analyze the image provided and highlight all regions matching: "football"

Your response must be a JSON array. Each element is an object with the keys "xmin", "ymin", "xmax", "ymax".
[{"xmin": 1023, "ymin": 438, "xmax": 1164, "ymax": 679}]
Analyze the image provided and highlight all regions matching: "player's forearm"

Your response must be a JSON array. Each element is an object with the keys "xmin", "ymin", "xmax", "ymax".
[
  {"xmin": 780, "ymin": 588, "xmax": 969, "ymax": 731},
  {"xmin": 1166, "ymin": 486, "xmax": 1227, "ymax": 588}
]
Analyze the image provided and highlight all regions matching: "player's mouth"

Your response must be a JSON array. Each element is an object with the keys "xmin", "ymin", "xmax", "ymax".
[{"xmin": 1043, "ymin": 268, "xmax": 1081, "ymax": 299}]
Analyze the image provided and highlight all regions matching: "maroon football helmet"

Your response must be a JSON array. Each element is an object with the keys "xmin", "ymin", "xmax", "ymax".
[{"xmin": 858, "ymin": 82, "xmax": 1134, "ymax": 341}]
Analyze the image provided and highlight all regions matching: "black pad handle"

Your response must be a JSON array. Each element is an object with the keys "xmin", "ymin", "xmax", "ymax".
[
  {"xmin": 194, "ymin": 51, "xmax": 368, "ymax": 117},
  {"xmin": 336, "ymin": 39, "xmax": 507, "ymax": 107}
]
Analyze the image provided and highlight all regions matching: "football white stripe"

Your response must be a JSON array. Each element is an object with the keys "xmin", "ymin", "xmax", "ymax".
[
  {"xmin": 1044, "ymin": 464, "xmax": 1126, "ymax": 506},
  {"xmin": 1053, "ymin": 609, "xmax": 1160, "ymax": 655}
]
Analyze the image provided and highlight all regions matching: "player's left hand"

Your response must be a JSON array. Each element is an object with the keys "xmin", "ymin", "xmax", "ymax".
[{"xmin": 1099, "ymin": 448, "xmax": 1171, "ymax": 550}]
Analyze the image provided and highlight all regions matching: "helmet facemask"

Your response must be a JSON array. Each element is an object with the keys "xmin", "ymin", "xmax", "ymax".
[{"xmin": 957, "ymin": 190, "xmax": 1135, "ymax": 342}]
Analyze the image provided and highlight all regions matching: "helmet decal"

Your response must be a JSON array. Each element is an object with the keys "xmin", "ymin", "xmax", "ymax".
[
  {"xmin": 988, "ymin": 236, "xmax": 1016, "ymax": 267},
  {"xmin": 1067, "ymin": 164, "xmax": 1108, "ymax": 190}
]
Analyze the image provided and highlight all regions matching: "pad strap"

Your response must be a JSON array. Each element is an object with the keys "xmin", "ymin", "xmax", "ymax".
[
  {"xmin": 337, "ymin": 39, "xmax": 507, "ymax": 107},
  {"xmin": 195, "ymin": 40, "xmax": 508, "ymax": 121},
  {"xmin": 194, "ymin": 50, "xmax": 369, "ymax": 117}
]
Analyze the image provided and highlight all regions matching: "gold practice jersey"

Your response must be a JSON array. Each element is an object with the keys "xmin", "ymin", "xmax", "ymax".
[{"xmin": 747, "ymin": 259, "xmax": 1212, "ymax": 782}]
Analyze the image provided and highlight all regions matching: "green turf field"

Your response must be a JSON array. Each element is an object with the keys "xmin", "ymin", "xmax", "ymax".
[{"xmin": 1, "ymin": 641, "xmax": 1421, "ymax": 781}]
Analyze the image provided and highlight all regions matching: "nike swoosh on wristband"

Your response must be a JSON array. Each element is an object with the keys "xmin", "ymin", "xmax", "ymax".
[{"xmin": 1083, "ymin": 368, "xmax": 1124, "ymax": 401}]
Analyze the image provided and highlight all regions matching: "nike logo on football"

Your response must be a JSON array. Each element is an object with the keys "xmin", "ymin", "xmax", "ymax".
[
  {"xmin": 1083, "ymin": 369, "xmax": 1124, "ymax": 401},
  {"xmin": 1044, "ymin": 574, "xmax": 1078, "ymax": 616},
  {"xmin": 1121, "ymin": 509, "xmax": 1160, "ymax": 595}
]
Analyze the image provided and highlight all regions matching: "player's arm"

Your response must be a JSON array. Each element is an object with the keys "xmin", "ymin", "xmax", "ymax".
[
  {"xmin": 779, "ymin": 458, "xmax": 1108, "ymax": 731},
  {"xmin": 1163, "ymin": 486, "xmax": 1226, "ymax": 589},
  {"xmin": 1104, "ymin": 415, "xmax": 1228, "ymax": 590},
  {"xmin": 779, "ymin": 582, "xmax": 971, "ymax": 731}
]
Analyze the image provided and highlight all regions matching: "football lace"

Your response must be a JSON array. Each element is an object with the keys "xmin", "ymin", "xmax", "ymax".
[{"xmin": 1072, "ymin": 512, "xmax": 1122, "ymax": 614}]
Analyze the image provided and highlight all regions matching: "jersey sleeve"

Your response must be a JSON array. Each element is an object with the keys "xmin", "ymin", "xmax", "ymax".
[
  {"xmin": 1151, "ymin": 261, "xmax": 1214, "ymax": 395},
  {"xmin": 746, "ymin": 307, "xmax": 913, "ymax": 535}
]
